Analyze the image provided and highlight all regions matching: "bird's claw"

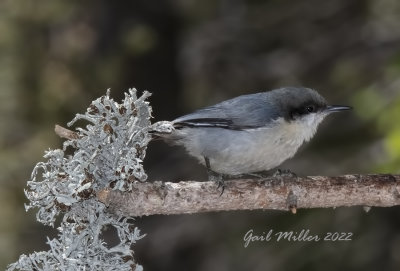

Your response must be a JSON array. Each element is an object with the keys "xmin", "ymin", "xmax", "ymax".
[
  {"xmin": 208, "ymin": 172, "xmax": 225, "ymax": 196},
  {"xmin": 204, "ymin": 156, "xmax": 226, "ymax": 196},
  {"xmin": 216, "ymin": 179, "xmax": 225, "ymax": 196},
  {"xmin": 273, "ymin": 169, "xmax": 297, "ymax": 178}
]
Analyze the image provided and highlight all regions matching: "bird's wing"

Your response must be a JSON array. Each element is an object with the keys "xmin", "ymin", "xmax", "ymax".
[{"xmin": 173, "ymin": 93, "xmax": 282, "ymax": 130}]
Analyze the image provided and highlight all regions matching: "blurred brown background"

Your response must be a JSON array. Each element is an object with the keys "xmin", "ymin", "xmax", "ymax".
[{"xmin": 1, "ymin": 0, "xmax": 400, "ymax": 270}]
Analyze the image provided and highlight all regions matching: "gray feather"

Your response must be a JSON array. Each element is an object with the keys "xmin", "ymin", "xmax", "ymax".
[
  {"xmin": 173, "ymin": 87, "xmax": 326, "ymax": 130},
  {"xmin": 173, "ymin": 93, "xmax": 281, "ymax": 130}
]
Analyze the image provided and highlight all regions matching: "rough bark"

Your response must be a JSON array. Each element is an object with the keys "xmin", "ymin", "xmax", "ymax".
[{"xmin": 97, "ymin": 174, "xmax": 400, "ymax": 216}]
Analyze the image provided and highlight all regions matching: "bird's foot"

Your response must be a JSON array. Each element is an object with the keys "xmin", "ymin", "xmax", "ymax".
[
  {"xmin": 246, "ymin": 171, "xmax": 270, "ymax": 178},
  {"xmin": 207, "ymin": 172, "xmax": 225, "ymax": 196},
  {"xmin": 204, "ymin": 156, "xmax": 225, "ymax": 196},
  {"xmin": 273, "ymin": 169, "xmax": 297, "ymax": 178},
  {"xmin": 227, "ymin": 172, "xmax": 269, "ymax": 179}
]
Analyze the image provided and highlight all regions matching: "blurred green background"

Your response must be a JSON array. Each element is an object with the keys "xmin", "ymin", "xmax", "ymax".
[{"xmin": 1, "ymin": 0, "xmax": 400, "ymax": 270}]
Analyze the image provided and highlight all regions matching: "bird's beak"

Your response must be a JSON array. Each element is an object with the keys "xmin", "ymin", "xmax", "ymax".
[{"xmin": 324, "ymin": 105, "xmax": 352, "ymax": 113}]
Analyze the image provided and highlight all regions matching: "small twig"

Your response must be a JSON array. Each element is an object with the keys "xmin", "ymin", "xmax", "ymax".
[
  {"xmin": 97, "ymin": 174, "xmax": 400, "ymax": 217},
  {"xmin": 54, "ymin": 124, "xmax": 80, "ymax": 140}
]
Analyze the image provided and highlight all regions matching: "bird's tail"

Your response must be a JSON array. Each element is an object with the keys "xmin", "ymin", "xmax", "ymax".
[{"xmin": 148, "ymin": 121, "xmax": 175, "ymax": 141}]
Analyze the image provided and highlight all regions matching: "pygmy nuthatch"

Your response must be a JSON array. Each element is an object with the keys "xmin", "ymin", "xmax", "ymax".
[{"xmin": 162, "ymin": 87, "xmax": 351, "ymax": 178}]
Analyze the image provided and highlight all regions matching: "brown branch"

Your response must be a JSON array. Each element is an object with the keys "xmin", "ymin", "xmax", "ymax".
[
  {"xmin": 97, "ymin": 174, "xmax": 400, "ymax": 216},
  {"xmin": 54, "ymin": 125, "xmax": 400, "ymax": 215},
  {"xmin": 54, "ymin": 124, "xmax": 79, "ymax": 140}
]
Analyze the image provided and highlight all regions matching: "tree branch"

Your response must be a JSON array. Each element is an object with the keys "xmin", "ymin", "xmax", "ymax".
[
  {"xmin": 97, "ymin": 174, "xmax": 400, "ymax": 216},
  {"xmin": 54, "ymin": 124, "xmax": 80, "ymax": 140},
  {"xmin": 54, "ymin": 126, "xmax": 400, "ymax": 215}
]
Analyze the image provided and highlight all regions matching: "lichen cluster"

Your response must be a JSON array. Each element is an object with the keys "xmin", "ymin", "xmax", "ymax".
[{"xmin": 8, "ymin": 89, "xmax": 152, "ymax": 271}]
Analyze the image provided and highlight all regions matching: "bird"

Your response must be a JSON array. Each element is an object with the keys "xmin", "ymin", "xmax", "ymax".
[{"xmin": 160, "ymin": 87, "xmax": 351, "ymax": 188}]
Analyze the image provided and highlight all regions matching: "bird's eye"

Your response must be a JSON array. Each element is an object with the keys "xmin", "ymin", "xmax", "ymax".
[{"xmin": 305, "ymin": 105, "xmax": 315, "ymax": 113}]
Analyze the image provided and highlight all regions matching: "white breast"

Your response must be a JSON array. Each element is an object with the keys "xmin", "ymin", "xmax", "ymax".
[{"xmin": 171, "ymin": 114, "xmax": 327, "ymax": 175}]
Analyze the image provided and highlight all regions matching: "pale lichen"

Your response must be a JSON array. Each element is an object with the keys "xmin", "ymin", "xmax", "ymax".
[{"xmin": 8, "ymin": 89, "xmax": 152, "ymax": 271}]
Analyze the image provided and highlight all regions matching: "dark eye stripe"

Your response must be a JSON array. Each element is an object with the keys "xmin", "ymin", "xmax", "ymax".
[{"xmin": 289, "ymin": 103, "xmax": 322, "ymax": 120}]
